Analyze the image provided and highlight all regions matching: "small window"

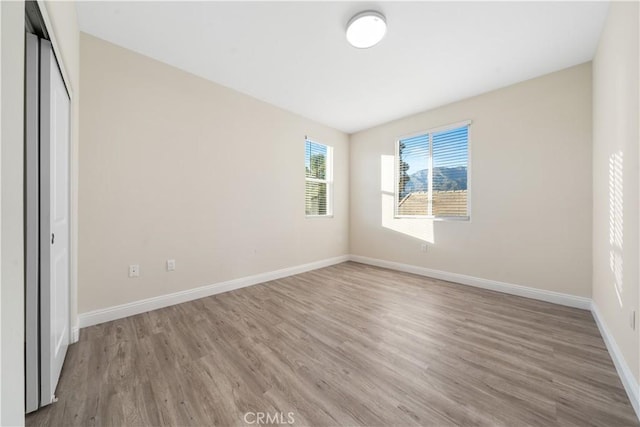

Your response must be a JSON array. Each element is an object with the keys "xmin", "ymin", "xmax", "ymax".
[
  {"xmin": 305, "ymin": 139, "xmax": 333, "ymax": 216},
  {"xmin": 396, "ymin": 122, "xmax": 470, "ymax": 219}
]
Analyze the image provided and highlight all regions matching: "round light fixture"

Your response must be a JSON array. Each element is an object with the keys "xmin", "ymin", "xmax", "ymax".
[{"xmin": 346, "ymin": 11, "xmax": 387, "ymax": 49}]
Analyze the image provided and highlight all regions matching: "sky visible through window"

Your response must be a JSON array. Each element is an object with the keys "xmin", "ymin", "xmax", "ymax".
[
  {"xmin": 400, "ymin": 134, "xmax": 429, "ymax": 177},
  {"xmin": 400, "ymin": 127, "xmax": 468, "ymax": 176}
]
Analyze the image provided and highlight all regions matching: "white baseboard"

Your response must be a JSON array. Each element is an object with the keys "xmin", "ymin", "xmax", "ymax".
[
  {"xmin": 71, "ymin": 323, "xmax": 79, "ymax": 343},
  {"xmin": 349, "ymin": 255, "xmax": 592, "ymax": 310},
  {"xmin": 591, "ymin": 302, "xmax": 640, "ymax": 419},
  {"xmin": 79, "ymin": 253, "xmax": 589, "ymax": 327},
  {"xmin": 78, "ymin": 255, "xmax": 350, "ymax": 328},
  {"xmin": 76, "ymin": 253, "xmax": 638, "ymax": 421}
]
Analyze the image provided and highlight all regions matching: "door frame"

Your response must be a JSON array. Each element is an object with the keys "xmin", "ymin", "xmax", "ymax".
[{"xmin": 24, "ymin": 31, "xmax": 40, "ymax": 414}]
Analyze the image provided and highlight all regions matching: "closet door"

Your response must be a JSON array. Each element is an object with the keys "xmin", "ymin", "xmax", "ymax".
[{"xmin": 39, "ymin": 38, "xmax": 71, "ymax": 406}]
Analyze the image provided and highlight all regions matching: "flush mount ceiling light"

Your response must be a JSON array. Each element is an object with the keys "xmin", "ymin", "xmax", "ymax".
[{"xmin": 346, "ymin": 11, "xmax": 387, "ymax": 49}]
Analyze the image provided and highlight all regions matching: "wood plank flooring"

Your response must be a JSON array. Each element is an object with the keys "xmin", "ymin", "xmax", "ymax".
[{"xmin": 26, "ymin": 262, "xmax": 639, "ymax": 426}]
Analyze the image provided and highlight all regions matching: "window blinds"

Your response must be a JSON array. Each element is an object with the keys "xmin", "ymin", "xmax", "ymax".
[
  {"xmin": 305, "ymin": 139, "xmax": 331, "ymax": 216},
  {"xmin": 397, "ymin": 123, "xmax": 469, "ymax": 218}
]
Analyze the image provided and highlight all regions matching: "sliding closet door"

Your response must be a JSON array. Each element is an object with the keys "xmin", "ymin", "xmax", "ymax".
[{"xmin": 39, "ymin": 39, "xmax": 71, "ymax": 406}]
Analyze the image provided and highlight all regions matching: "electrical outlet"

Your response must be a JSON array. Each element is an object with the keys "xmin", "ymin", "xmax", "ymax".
[
  {"xmin": 129, "ymin": 264, "xmax": 140, "ymax": 278},
  {"xmin": 631, "ymin": 310, "xmax": 636, "ymax": 330},
  {"xmin": 167, "ymin": 259, "xmax": 176, "ymax": 272},
  {"xmin": 420, "ymin": 243, "xmax": 428, "ymax": 252}
]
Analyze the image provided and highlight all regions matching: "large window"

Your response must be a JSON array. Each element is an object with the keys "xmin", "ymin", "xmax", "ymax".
[
  {"xmin": 396, "ymin": 121, "xmax": 470, "ymax": 219},
  {"xmin": 305, "ymin": 139, "xmax": 333, "ymax": 216}
]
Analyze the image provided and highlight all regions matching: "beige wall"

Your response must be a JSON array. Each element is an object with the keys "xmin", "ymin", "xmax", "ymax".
[
  {"xmin": 1, "ymin": 1, "xmax": 25, "ymax": 424},
  {"xmin": 79, "ymin": 34, "xmax": 349, "ymax": 314},
  {"xmin": 350, "ymin": 63, "xmax": 592, "ymax": 298},
  {"xmin": 592, "ymin": 1, "xmax": 639, "ymax": 382}
]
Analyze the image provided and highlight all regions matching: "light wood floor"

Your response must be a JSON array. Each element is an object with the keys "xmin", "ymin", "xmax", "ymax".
[{"xmin": 27, "ymin": 262, "xmax": 638, "ymax": 426}]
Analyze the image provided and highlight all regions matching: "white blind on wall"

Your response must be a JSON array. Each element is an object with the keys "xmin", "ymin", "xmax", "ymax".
[
  {"xmin": 305, "ymin": 139, "xmax": 331, "ymax": 216},
  {"xmin": 397, "ymin": 123, "xmax": 469, "ymax": 218},
  {"xmin": 432, "ymin": 126, "xmax": 468, "ymax": 217}
]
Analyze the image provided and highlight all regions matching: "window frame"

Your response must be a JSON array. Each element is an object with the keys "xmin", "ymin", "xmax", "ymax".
[
  {"xmin": 305, "ymin": 138, "xmax": 334, "ymax": 218},
  {"xmin": 394, "ymin": 120, "xmax": 471, "ymax": 221}
]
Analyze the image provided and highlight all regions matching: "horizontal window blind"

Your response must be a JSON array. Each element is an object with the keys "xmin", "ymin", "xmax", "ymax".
[
  {"xmin": 397, "ymin": 123, "xmax": 469, "ymax": 218},
  {"xmin": 398, "ymin": 134, "xmax": 429, "ymax": 216},
  {"xmin": 305, "ymin": 139, "xmax": 332, "ymax": 216},
  {"xmin": 305, "ymin": 181, "xmax": 327, "ymax": 215},
  {"xmin": 432, "ymin": 126, "xmax": 468, "ymax": 217},
  {"xmin": 306, "ymin": 140, "xmax": 327, "ymax": 180}
]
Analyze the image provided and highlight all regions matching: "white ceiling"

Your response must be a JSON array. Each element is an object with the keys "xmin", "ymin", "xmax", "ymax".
[{"xmin": 76, "ymin": 1, "xmax": 609, "ymax": 134}]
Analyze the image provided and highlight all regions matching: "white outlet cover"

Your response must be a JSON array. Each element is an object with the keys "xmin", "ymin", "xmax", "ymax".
[
  {"xmin": 167, "ymin": 259, "xmax": 176, "ymax": 271},
  {"xmin": 129, "ymin": 264, "xmax": 140, "ymax": 278}
]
